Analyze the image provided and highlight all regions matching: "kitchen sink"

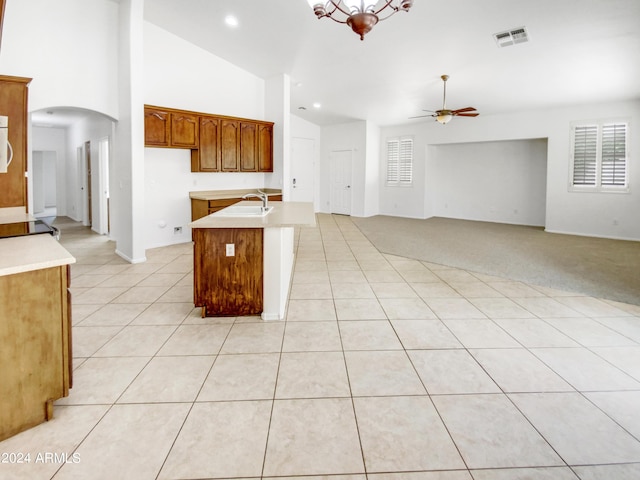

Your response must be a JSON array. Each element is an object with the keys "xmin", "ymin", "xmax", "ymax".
[{"xmin": 214, "ymin": 205, "xmax": 273, "ymax": 217}]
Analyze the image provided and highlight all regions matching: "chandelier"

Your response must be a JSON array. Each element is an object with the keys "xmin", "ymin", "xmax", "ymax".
[{"xmin": 306, "ymin": 0, "xmax": 413, "ymax": 40}]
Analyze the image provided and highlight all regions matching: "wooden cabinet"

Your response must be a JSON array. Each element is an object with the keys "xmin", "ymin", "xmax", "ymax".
[
  {"xmin": 145, "ymin": 104, "xmax": 274, "ymax": 172},
  {"xmin": 144, "ymin": 106, "xmax": 199, "ymax": 148},
  {"xmin": 191, "ymin": 197, "xmax": 240, "ymax": 221},
  {"xmin": 144, "ymin": 107, "xmax": 170, "ymax": 146},
  {"xmin": 191, "ymin": 116, "xmax": 220, "ymax": 172},
  {"xmin": 257, "ymin": 123, "xmax": 273, "ymax": 172},
  {"xmin": 240, "ymin": 122, "xmax": 258, "ymax": 172},
  {"xmin": 0, "ymin": 76, "xmax": 31, "ymax": 209},
  {"xmin": 220, "ymin": 119, "xmax": 240, "ymax": 172},
  {"xmin": 193, "ymin": 228, "xmax": 263, "ymax": 317},
  {"xmin": 170, "ymin": 111, "xmax": 198, "ymax": 148},
  {"xmin": 0, "ymin": 264, "xmax": 72, "ymax": 441}
]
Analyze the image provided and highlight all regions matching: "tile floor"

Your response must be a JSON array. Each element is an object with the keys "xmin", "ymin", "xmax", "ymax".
[{"xmin": 2, "ymin": 214, "xmax": 640, "ymax": 480}]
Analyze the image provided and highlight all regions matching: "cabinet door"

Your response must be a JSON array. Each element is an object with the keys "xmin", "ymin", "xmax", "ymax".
[
  {"xmin": 240, "ymin": 122, "xmax": 257, "ymax": 172},
  {"xmin": 170, "ymin": 112, "xmax": 198, "ymax": 148},
  {"xmin": 0, "ymin": 76, "xmax": 30, "ymax": 209},
  {"xmin": 192, "ymin": 116, "xmax": 220, "ymax": 172},
  {"xmin": 220, "ymin": 119, "xmax": 240, "ymax": 172},
  {"xmin": 257, "ymin": 123, "xmax": 273, "ymax": 172},
  {"xmin": 144, "ymin": 107, "xmax": 170, "ymax": 146}
]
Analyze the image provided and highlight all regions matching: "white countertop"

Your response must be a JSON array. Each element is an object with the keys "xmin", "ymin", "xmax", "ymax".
[
  {"xmin": 0, "ymin": 234, "xmax": 76, "ymax": 277},
  {"xmin": 0, "ymin": 207, "xmax": 35, "ymax": 224},
  {"xmin": 189, "ymin": 188, "xmax": 282, "ymax": 201},
  {"xmin": 189, "ymin": 201, "xmax": 316, "ymax": 229}
]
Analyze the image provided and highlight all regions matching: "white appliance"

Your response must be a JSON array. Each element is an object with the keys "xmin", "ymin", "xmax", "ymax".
[{"xmin": 0, "ymin": 115, "xmax": 12, "ymax": 173}]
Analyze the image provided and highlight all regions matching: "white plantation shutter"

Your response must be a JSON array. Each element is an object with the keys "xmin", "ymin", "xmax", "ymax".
[
  {"xmin": 386, "ymin": 137, "xmax": 413, "ymax": 185},
  {"xmin": 572, "ymin": 125, "xmax": 597, "ymax": 185},
  {"xmin": 571, "ymin": 121, "xmax": 628, "ymax": 190},
  {"xmin": 601, "ymin": 123, "xmax": 627, "ymax": 186},
  {"xmin": 398, "ymin": 138, "xmax": 413, "ymax": 184},
  {"xmin": 386, "ymin": 139, "xmax": 399, "ymax": 183}
]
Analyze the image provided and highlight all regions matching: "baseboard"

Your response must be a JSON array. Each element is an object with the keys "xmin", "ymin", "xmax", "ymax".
[
  {"xmin": 115, "ymin": 249, "xmax": 146, "ymax": 264},
  {"xmin": 544, "ymin": 228, "xmax": 639, "ymax": 242}
]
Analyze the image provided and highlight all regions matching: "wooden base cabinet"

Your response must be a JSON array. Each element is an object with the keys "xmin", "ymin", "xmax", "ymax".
[
  {"xmin": 0, "ymin": 265, "xmax": 72, "ymax": 441},
  {"xmin": 193, "ymin": 228, "xmax": 263, "ymax": 317}
]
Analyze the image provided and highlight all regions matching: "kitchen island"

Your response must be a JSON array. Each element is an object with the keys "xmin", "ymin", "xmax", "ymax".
[
  {"xmin": 0, "ymin": 220, "xmax": 76, "ymax": 441},
  {"xmin": 189, "ymin": 201, "xmax": 315, "ymax": 320}
]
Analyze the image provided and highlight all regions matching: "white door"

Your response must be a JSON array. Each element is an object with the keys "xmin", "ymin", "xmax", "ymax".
[
  {"xmin": 290, "ymin": 137, "xmax": 315, "ymax": 203},
  {"xmin": 330, "ymin": 150, "xmax": 352, "ymax": 215}
]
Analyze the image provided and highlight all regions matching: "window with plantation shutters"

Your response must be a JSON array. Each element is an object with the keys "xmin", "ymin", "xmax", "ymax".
[
  {"xmin": 601, "ymin": 123, "xmax": 627, "ymax": 186},
  {"xmin": 570, "ymin": 121, "xmax": 629, "ymax": 191},
  {"xmin": 386, "ymin": 137, "xmax": 413, "ymax": 185}
]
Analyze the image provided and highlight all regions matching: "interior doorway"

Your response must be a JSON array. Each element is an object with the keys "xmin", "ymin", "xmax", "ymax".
[
  {"xmin": 329, "ymin": 149, "xmax": 352, "ymax": 215},
  {"xmin": 32, "ymin": 150, "xmax": 57, "ymax": 219}
]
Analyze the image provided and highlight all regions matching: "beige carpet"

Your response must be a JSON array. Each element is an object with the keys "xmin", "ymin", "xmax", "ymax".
[{"xmin": 352, "ymin": 216, "xmax": 640, "ymax": 306}]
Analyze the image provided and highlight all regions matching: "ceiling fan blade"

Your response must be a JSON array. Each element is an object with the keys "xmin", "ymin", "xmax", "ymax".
[
  {"xmin": 454, "ymin": 112, "xmax": 480, "ymax": 117},
  {"xmin": 409, "ymin": 114, "xmax": 435, "ymax": 119},
  {"xmin": 451, "ymin": 107, "xmax": 477, "ymax": 114},
  {"xmin": 421, "ymin": 109, "xmax": 437, "ymax": 113}
]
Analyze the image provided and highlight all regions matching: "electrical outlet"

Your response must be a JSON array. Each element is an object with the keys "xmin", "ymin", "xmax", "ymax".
[
  {"xmin": 226, "ymin": 243, "xmax": 235, "ymax": 256},
  {"xmin": 174, "ymin": 226, "xmax": 182, "ymax": 234}
]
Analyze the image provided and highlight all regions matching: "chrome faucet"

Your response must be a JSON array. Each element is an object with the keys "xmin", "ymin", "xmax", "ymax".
[{"xmin": 242, "ymin": 190, "xmax": 269, "ymax": 211}]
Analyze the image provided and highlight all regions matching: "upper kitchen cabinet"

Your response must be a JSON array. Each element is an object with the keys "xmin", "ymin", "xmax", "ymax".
[
  {"xmin": 240, "ymin": 122, "xmax": 258, "ymax": 172},
  {"xmin": 257, "ymin": 123, "xmax": 273, "ymax": 172},
  {"xmin": 191, "ymin": 115, "xmax": 220, "ymax": 172},
  {"xmin": 145, "ymin": 104, "xmax": 274, "ymax": 173},
  {"xmin": 144, "ymin": 106, "xmax": 198, "ymax": 148},
  {"xmin": 144, "ymin": 106, "xmax": 170, "ymax": 146},
  {"xmin": 220, "ymin": 118, "xmax": 240, "ymax": 172},
  {"xmin": 170, "ymin": 111, "xmax": 198, "ymax": 148},
  {"xmin": 0, "ymin": 75, "xmax": 31, "ymax": 209}
]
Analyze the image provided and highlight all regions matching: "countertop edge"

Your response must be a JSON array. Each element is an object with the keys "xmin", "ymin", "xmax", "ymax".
[
  {"xmin": 189, "ymin": 201, "xmax": 316, "ymax": 229},
  {"xmin": 0, "ymin": 235, "xmax": 76, "ymax": 277}
]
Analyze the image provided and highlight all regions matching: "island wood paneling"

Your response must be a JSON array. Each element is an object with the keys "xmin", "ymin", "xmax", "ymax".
[{"xmin": 193, "ymin": 228, "xmax": 263, "ymax": 316}]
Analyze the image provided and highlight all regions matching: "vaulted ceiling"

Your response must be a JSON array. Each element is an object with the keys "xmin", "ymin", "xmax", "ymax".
[{"xmin": 53, "ymin": 1, "xmax": 640, "ymax": 127}]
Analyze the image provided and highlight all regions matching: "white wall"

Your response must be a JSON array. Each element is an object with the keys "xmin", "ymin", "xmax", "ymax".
[
  {"xmin": 428, "ymin": 139, "xmax": 548, "ymax": 226},
  {"xmin": 364, "ymin": 122, "xmax": 381, "ymax": 217},
  {"xmin": 0, "ymin": 0, "xmax": 119, "ymax": 119},
  {"xmin": 379, "ymin": 125, "xmax": 429, "ymax": 219},
  {"xmin": 265, "ymin": 74, "xmax": 290, "ymax": 196},
  {"xmin": 381, "ymin": 100, "xmax": 640, "ymax": 240},
  {"xmin": 143, "ymin": 22, "xmax": 268, "ymax": 249}
]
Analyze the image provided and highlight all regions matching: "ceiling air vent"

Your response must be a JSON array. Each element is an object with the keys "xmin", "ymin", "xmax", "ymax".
[{"xmin": 493, "ymin": 26, "xmax": 529, "ymax": 47}]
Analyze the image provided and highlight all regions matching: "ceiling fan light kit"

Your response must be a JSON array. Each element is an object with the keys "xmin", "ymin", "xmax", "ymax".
[
  {"xmin": 410, "ymin": 74, "xmax": 480, "ymax": 125},
  {"xmin": 306, "ymin": 0, "xmax": 413, "ymax": 40}
]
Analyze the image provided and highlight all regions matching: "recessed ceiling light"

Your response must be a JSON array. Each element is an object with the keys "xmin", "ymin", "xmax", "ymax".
[
  {"xmin": 224, "ymin": 15, "xmax": 239, "ymax": 27},
  {"xmin": 313, "ymin": 102, "xmax": 321, "ymax": 109}
]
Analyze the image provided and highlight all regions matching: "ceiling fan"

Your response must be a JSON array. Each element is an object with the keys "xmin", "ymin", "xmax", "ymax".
[{"xmin": 411, "ymin": 75, "xmax": 479, "ymax": 124}]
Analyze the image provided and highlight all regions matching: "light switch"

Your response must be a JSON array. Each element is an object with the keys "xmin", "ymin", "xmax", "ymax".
[{"xmin": 226, "ymin": 243, "xmax": 235, "ymax": 256}]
